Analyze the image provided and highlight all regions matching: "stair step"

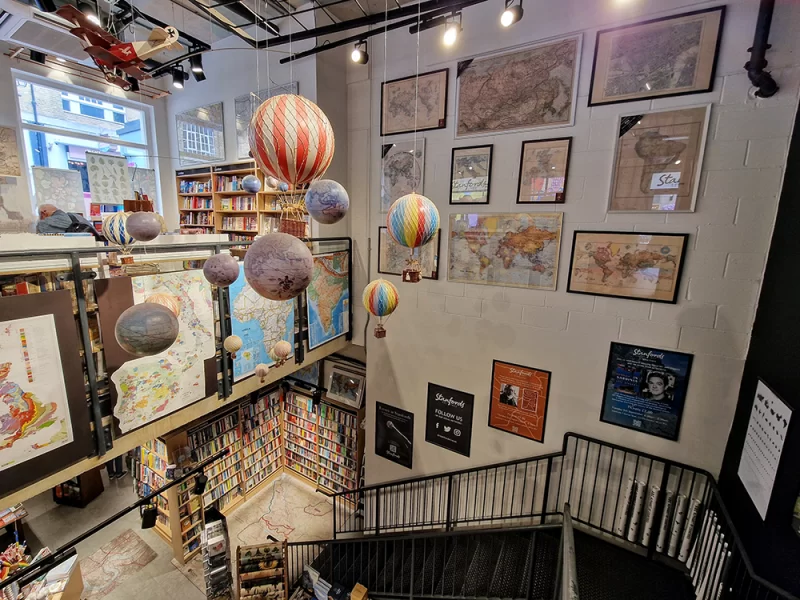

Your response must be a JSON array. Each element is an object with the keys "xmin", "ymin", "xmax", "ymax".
[
  {"xmin": 434, "ymin": 536, "xmax": 479, "ymax": 596},
  {"xmin": 397, "ymin": 539, "xmax": 427, "ymax": 595},
  {"xmin": 355, "ymin": 542, "xmax": 391, "ymax": 590},
  {"xmin": 376, "ymin": 540, "xmax": 412, "ymax": 594},
  {"xmin": 332, "ymin": 543, "xmax": 363, "ymax": 583},
  {"xmin": 413, "ymin": 538, "xmax": 448, "ymax": 595},
  {"xmin": 516, "ymin": 532, "xmax": 538, "ymax": 599},
  {"xmin": 463, "ymin": 535, "xmax": 504, "ymax": 597},
  {"xmin": 530, "ymin": 530, "xmax": 560, "ymax": 600},
  {"xmin": 490, "ymin": 533, "xmax": 533, "ymax": 599}
]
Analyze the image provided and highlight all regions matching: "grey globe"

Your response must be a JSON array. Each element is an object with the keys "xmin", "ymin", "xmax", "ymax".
[
  {"xmin": 244, "ymin": 232, "xmax": 313, "ymax": 301},
  {"xmin": 115, "ymin": 303, "xmax": 179, "ymax": 357}
]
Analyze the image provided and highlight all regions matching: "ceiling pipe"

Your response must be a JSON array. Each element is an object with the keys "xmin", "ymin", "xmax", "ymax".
[{"xmin": 745, "ymin": 0, "xmax": 779, "ymax": 98}]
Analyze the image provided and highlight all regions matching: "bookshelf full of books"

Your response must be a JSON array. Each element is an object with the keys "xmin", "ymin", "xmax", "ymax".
[
  {"xmin": 131, "ymin": 439, "xmax": 172, "ymax": 543},
  {"xmin": 176, "ymin": 166, "xmax": 215, "ymax": 232},
  {"xmin": 317, "ymin": 402, "xmax": 359, "ymax": 494},
  {"xmin": 242, "ymin": 391, "xmax": 283, "ymax": 492},
  {"xmin": 283, "ymin": 391, "xmax": 319, "ymax": 483}
]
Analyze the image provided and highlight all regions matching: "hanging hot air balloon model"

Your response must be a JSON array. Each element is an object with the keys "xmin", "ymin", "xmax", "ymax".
[
  {"xmin": 102, "ymin": 212, "xmax": 136, "ymax": 262},
  {"xmin": 386, "ymin": 193, "xmax": 440, "ymax": 283},
  {"xmin": 255, "ymin": 363, "xmax": 270, "ymax": 383},
  {"xmin": 362, "ymin": 279, "xmax": 399, "ymax": 338},
  {"xmin": 269, "ymin": 340, "xmax": 293, "ymax": 367},
  {"xmin": 223, "ymin": 335, "xmax": 243, "ymax": 359},
  {"xmin": 248, "ymin": 94, "xmax": 335, "ymax": 237}
]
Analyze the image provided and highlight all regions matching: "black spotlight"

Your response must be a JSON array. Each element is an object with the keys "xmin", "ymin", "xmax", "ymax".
[
  {"xmin": 192, "ymin": 473, "xmax": 208, "ymax": 495},
  {"xmin": 500, "ymin": 0, "xmax": 523, "ymax": 27},
  {"xmin": 78, "ymin": 1, "xmax": 101, "ymax": 26},
  {"xmin": 30, "ymin": 50, "xmax": 47, "ymax": 65},
  {"xmin": 140, "ymin": 505, "xmax": 158, "ymax": 529},
  {"xmin": 189, "ymin": 53, "xmax": 204, "ymax": 74},
  {"xmin": 172, "ymin": 65, "xmax": 188, "ymax": 90},
  {"xmin": 351, "ymin": 41, "xmax": 369, "ymax": 65},
  {"xmin": 126, "ymin": 76, "xmax": 140, "ymax": 92}
]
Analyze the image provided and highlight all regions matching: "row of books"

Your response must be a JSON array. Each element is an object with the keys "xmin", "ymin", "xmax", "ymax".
[
  {"xmin": 190, "ymin": 410, "xmax": 240, "ymax": 447},
  {"xmin": 180, "ymin": 179, "xmax": 213, "ymax": 194},
  {"xmin": 216, "ymin": 175, "xmax": 255, "ymax": 192},
  {"xmin": 138, "ymin": 445, "xmax": 167, "ymax": 473},
  {"xmin": 220, "ymin": 197, "xmax": 257, "ymax": 211},
  {"xmin": 181, "ymin": 196, "xmax": 213, "ymax": 209},
  {"xmin": 220, "ymin": 216, "xmax": 258, "ymax": 231}
]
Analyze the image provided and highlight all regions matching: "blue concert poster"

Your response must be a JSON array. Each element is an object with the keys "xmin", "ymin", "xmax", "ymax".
[{"xmin": 600, "ymin": 342, "xmax": 694, "ymax": 441}]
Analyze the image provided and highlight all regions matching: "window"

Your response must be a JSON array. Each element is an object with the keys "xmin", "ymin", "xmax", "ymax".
[
  {"xmin": 181, "ymin": 123, "xmax": 216, "ymax": 156},
  {"xmin": 62, "ymin": 99, "xmax": 71, "ymax": 112},
  {"xmin": 79, "ymin": 104, "xmax": 105, "ymax": 119},
  {"xmin": 113, "ymin": 112, "xmax": 125, "ymax": 124}
]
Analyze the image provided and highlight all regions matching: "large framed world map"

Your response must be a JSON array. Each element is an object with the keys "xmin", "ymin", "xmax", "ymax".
[
  {"xmin": 306, "ymin": 251, "xmax": 350, "ymax": 350},
  {"xmin": 448, "ymin": 213, "xmax": 563, "ymax": 290},
  {"xmin": 567, "ymin": 231, "xmax": 689, "ymax": 303},
  {"xmin": 456, "ymin": 35, "xmax": 581, "ymax": 137},
  {"xmin": 381, "ymin": 69, "xmax": 448, "ymax": 136},
  {"xmin": 381, "ymin": 140, "xmax": 424, "ymax": 213}
]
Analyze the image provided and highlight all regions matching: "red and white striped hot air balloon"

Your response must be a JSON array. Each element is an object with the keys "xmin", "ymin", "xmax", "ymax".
[{"xmin": 248, "ymin": 94, "xmax": 335, "ymax": 187}]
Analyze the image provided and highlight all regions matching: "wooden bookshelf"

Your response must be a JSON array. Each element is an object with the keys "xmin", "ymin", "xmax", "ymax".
[{"xmin": 283, "ymin": 391, "xmax": 319, "ymax": 484}]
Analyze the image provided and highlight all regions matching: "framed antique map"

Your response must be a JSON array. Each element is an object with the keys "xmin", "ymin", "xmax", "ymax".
[
  {"xmin": 448, "ymin": 213, "xmax": 563, "ymax": 290},
  {"xmin": 381, "ymin": 140, "xmax": 425, "ymax": 213},
  {"xmin": 234, "ymin": 83, "xmax": 298, "ymax": 159},
  {"xmin": 0, "ymin": 127, "xmax": 21, "ymax": 177},
  {"xmin": 456, "ymin": 35, "xmax": 581, "ymax": 137},
  {"xmin": 590, "ymin": 7, "xmax": 725, "ymax": 106},
  {"xmin": 517, "ymin": 138, "xmax": 571, "ymax": 204},
  {"xmin": 609, "ymin": 105, "xmax": 711, "ymax": 212},
  {"xmin": 450, "ymin": 145, "xmax": 492, "ymax": 204},
  {"xmin": 378, "ymin": 226, "xmax": 440, "ymax": 280},
  {"xmin": 567, "ymin": 231, "xmax": 689, "ymax": 303},
  {"xmin": 381, "ymin": 69, "xmax": 448, "ymax": 136}
]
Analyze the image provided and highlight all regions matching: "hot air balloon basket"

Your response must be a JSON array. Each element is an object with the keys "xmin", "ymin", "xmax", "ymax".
[
  {"xmin": 279, "ymin": 199, "xmax": 308, "ymax": 238},
  {"xmin": 402, "ymin": 268, "xmax": 421, "ymax": 283},
  {"xmin": 374, "ymin": 324, "xmax": 387, "ymax": 338},
  {"xmin": 280, "ymin": 218, "xmax": 306, "ymax": 238}
]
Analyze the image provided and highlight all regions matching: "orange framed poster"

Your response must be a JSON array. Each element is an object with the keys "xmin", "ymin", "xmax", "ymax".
[{"xmin": 488, "ymin": 360, "xmax": 551, "ymax": 443}]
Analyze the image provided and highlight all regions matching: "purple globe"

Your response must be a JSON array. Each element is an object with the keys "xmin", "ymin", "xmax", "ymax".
[
  {"xmin": 244, "ymin": 232, "xmax": 313, "ymax": 301},
  {"xmin": 242, "ymin": 174, "xmax": 262, "ymax": 194},
  {"xmin": 203, "ymin": 253, "xmax": 240, "ymax": 287},
  {"xmin": 115, "ymin": 303, "xmax": 179, "ymax": 357},
  {"xmin": 305, "ymin": 179, "xmax": 349, "ymax": 225},
  {"xmin": 126, "ymin": 212, "xmax": 162, "ymax": 242}
]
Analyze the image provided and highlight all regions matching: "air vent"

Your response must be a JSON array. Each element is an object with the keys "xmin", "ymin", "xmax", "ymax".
[{"xmin": 8, "ymin": 19, "xmax": 88, "ymax": 61}]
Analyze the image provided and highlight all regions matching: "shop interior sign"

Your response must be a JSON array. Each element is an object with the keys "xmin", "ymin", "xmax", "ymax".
[{"xmin": 425, "ymin": 383, "xmax": 474, "ymax": 457}]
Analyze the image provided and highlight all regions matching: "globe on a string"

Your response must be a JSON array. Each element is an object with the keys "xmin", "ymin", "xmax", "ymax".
[
  {"xmin": 144, "ymin": 293, "xmax": 180, "ymax": 317},
  {"xmin": 115, "ymin": 303, "xmax": 179, "ymax": 357},
  {"xmin": 243, "ymin": 232, "xmax": 313, "ymax": 301},
  {"xmin": 387, "ymin": 193, "xmax": 440, "ymax": 249},
  {"xmin": 266, "ymin": 176, "xmax": 279, "ymax": 189},
  {"xmin": 305, "ymin": 179, "xmax": 349, "ymax": 225},
  {"xmin": 102, "ymin": 212, "xmax": 135, "ymax": 252},
  {"xmin": 242, "ymin": 174, "xmax": 262, "ymax": 194},
  {"xmin": 203, "ymin": 253, "xmax": 240, "ymax": 288},
  {"xmin": 126, "ymin": 212, "xmax": 162, "ymax": 242},
  {"xmin": 278, "ymin": 182, "xmax": 289, "ymax": 192}
]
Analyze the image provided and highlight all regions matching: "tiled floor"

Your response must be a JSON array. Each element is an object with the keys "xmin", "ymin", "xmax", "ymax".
[{"xmin": 21, "ymin": 470, "xmax": 333, "ymax": 599}]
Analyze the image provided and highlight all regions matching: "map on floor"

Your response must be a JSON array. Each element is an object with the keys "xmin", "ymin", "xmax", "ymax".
[{"xmin": 306, "ymin": 251, "xmax": 350, "ymax": 350}]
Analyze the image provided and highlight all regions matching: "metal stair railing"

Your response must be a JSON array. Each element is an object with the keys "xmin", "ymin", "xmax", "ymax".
[{"xmin": 552, "ymin": 503, "xmax": 578, "ymax": 600}]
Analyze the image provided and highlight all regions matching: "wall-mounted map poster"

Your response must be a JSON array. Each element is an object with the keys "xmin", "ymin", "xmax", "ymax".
[
  {"xmin": 229, "ymin": 265, "xmax": 295, "ymax": 382},
  {"xmin": 488, "ymin": 360, "xmax": 551, "ymax": 443},
  {"xmin": 601, "ymin": 342, "xmax": 693, "ymax": 441},
  {"xmin": 567, "ymin": 231, "xmax": 689, "ymax": 303},
  {"xmin": 450, "ymin": 145, "xmax": 493, "ymax": 204},
  {"xmin": 517, "ymin": 138, "xmax": 571, "ymax": 204},
  {"xmin": 381, "ymin": 69, "xmax": 448, "ymax": 136},
  {"xmin": 378, "ymin": 227, "xmax": 440, "ymax": 280},
  {"xmin": 381, "ymin": 140, "xmax": 425, "ymax": 213},
  {"xmin": 448, "ymin": 213, "xmax": 563, "ymax": 290},
  {"xmin": 456, "ymin": 35, "xmax": 581, "ymax": 137},
  {"xmin": 590, "ymin": 7, "xmax": 725, "ymax": 106},
  {"xmin": 307, "ymin": 251, "xmax": 350, "ymax": 350}
]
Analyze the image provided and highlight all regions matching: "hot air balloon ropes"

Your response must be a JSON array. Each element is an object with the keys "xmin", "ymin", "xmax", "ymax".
[
  {"xmin": 363, "ymin": 279, "xmax": 399, "ymax": 338},
  {"xmin": 387, "ymin": 193, "xmax": 440, "ymax": 283},
  {"xmin": 248, "ymin": 94, "xmax": 336, "ymax": 238},
  {"xmin": 102, "ymin": 212, "xmax": 136, "ymax": 264}
]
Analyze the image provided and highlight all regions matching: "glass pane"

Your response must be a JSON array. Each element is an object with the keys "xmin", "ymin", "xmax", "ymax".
[{"xmin": 16, "ymin": 79, "xmax": 147, "ymax": 145}]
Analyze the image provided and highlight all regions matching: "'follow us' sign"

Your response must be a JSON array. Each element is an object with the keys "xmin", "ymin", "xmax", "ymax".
[{"xmin": 425, "ymin": 382, "xmax": 474, "ymax": 457}]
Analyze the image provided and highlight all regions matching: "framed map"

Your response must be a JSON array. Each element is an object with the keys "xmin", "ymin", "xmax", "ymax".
[
  {"xmin": 86, "ymin": 152, "xmax": 132, "ymax": 205},
  {"xmin": 590, "ymin": 7, "xmax": 725, "ymax": 106},
  {"xmin": 517, "ymin": 138, "xmax": 571, "ymax": 204},
  {"xmin": 609, "ymin": 105, "xmax": 710, "ymax": 212},
  {"xmin": 448, "ymin": 213, "xmax": 563, "ymax": 290},
  {"xmin": 567, "ymin": 231, "xmax": 689, "ymax": 303},
  {"xmin": 306, "ymin": 251, "xmax": 350, "ymax": 350},
  {"xmin": 229, "ymin": 264, "xmax": 295, "ymax": 382},
  {"xmin": 378, "ymin": 226, "xmax": 440, "ymax": 280},
  {"xmin": 489, "ymin": 360, "xmax": 550, "ymax": 443},
  {"xmin": 450, "ymin": 145, "xmax": 492, "ymax": 205},
  {"xmin": 0, "ymin": 127, "xmax": 21, "ymax": 177},
  {"xmin": 456, "ymin": 35, "xmax": 581, "ymax": 137},
  {"xmin": 176, "ymin": 102, "xmax": 225, "ymax": 166},
  {"xmin": 32, "ymin": 167, "xmax": 85, "ymax": 215},
  {"xmin": 381, "ymin": 69, "xmax": 448, "ymax": 136},
  {"xmin": 381, "ymin": 140, "xmax": 424, "ymax": 213},
  {"xmin": 234, "ymin": 83, "xmax": 298, "ymax": 159}
]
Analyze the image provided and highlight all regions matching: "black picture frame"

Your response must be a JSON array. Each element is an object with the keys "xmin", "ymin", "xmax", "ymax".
[
  {"xmin": 487, "ymin": 359, "xmax": 551, "ymax": 444},
  {"xmin": 377, "ymin": 226, "xmax": 441, "ymax": 280},
  {"xmin": 566, "ymin": 230, "xmax": 690, "ymax": 304},
  {"xmin": 515, "ymin": 137, "xmax": 572, "ymax": 204},
  {"xmin": 425, "ymin": 382, "xmax": 474, "ymax": 457},
  {"xmin": 449, "ymin": 144, "xmax": 493, "ymax": 205},
  {"xmin": 375, "ymin": 401, "xmax": 414, "ymax": 469},
  {"xmin": 588, "ymin": 6, "xmax": 726, "ymax": 107},
  {"xmin": 380, "ymin": 68, "xmax": 449, "ymax": 136}
]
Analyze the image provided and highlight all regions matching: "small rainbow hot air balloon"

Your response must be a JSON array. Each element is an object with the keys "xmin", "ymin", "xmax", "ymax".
[
  {"xmin": 362, "ymin": 279, "xmax": 399, "ymax": 338},
  {"xmin": 387, "ymin": 193, "xmax": 440, "ymax": 283}
]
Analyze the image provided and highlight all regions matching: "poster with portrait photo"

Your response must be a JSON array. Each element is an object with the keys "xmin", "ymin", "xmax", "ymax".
[
  {"xmin": 600, "ymin": 342, "xmax": 693, "ymax": 441},
  {"xmin": 489, "ymin": 360, "xmax": 551, "ymax": 443},
  {"xmin": 375, "ymin": 402, "xmax": 414, "ymax": 469}
]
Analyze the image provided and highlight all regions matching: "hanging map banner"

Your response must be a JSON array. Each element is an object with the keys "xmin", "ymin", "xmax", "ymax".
[
  {"xmin": 306, "ymin": 251, "xmax": 350, "ymax": 350},
  {"xmin": 375, "ymin": 402, "xmax": 414, "ymax": 469},
  {"xmin": 425, "ymin": 383, "xmax": 474, "ymax": 457},
  {"xmin": 488, "ymin": 360, "xmax": 551, "ymax": 443}
]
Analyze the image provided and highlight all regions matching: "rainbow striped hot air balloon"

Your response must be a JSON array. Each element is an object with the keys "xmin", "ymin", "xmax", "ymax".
[
  {"xmin": 387, "ymin": 193, "xmax": 440, "ymax": 283},
  {"xmin": 102, "ymin": 212, "xmax": 135, "ymax": 254},
  {"xmin": 362, "ymin": 279, "xmax": 399, "ymax": 338}
]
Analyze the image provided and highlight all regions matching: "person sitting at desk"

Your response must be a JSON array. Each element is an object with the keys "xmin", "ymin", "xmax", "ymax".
[{"xmin": 36, "ymin": 204, "xmax": 98, "ymax": 237}]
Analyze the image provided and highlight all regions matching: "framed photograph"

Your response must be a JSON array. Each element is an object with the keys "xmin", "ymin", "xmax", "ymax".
[
  {"xmin": 375, "ymin": 402, "xmax": 414, "ymax": 469},
  {"xmin": 601, "ymin": 342, "xmax": 693, "ymax": 441},
  {"xmin": 381, "ymin": 69, "xmax": 448, "ymax": 136},
  {"xmin": 450, "ymin": 145, "xmax": 493, "ymax": 204},
  {"xmin": 567, "ymin": 231, "xmax": 689, "ymax": 303},
  {"xmin": 516, "ymin": 138, "xmax": 571, "ymax": 204},
  {"xmin": 488, "ymin": 360, "xmax": 551, "ymax": 443},
  {"xmin": 609, "ymin": 105, "xmax": 711, "ymax": 212},
  {"xmin": 176, "ymin": 102, "xmax": 225, "ymax": 166},
  {"xmin": 378, "ymin": 226, "xmax": 440, "ymax": 280},
  {"xmin": 234, "ymin": 83, "xmax": 298, "ymax": 159},
  {"xmin": 589, "ymin": 7, "xmax": 725, "ymax": 106},
  {"xmin": 326, "ymin": 365, "xmax": 365, "ymax": 409},
  {"xmin": 381, "ymin": 140, "xmax": 424, "ymax": 213},
  {"xmin": 456, "ymin": 34, "xmax": 581, "ymax": 137}
]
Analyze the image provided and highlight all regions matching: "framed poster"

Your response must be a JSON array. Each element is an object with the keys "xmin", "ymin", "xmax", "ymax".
[
  {"xmin": 234, "ymin": 83, "xmax": 298, "ymax": 159},
  {"xmin": 326, "ymin": 365, "xmax": 365, "ymax": 409},
  {"xmin": 516, "ymin": 138, "xmax": 571, "ymax": 204},
  {"xmin": 378, "ymin": 226, "xmax": 440, "ymax": 280},
  {"xmin": 381, "ymin": 69, "xmax": 448, "ymax": 136},
  {"xmin": 176, "ymin": 102, "xmax": 225, "ymax": 165},
  {"xmin": 450, "ymin": 145, "xmax": 493, "ymax": 204},
  {"xmin": 567, "ymin": 231, "xmax": 689, "ymax": 303},
  {"xmin": 0, "ymin": 126, "xmax": 21, "ymax": 177},
  {"xmin": 425, "ymin": 383, "xmax": 474, "ymax": 457},
  {"xmin": 381, "ymin": 140, "xmax": 424, "ymax": 213},
  {"xmin": 375, "ymin": 402, "xmax": 414, "ymax": 469},
  {"xmin": 86, "ymin": 152, "xmax": 132, "ymax": 205},
  {"xmin": 488, "ymin": 360, "xmax": 551, "ymax": 443},
  {"xmin": 292, "ymin": 361, "xmax": 320, "ymax": 387},
  {"xmin": 738, "ymin": 379, "xmax": 792, "ymax": 520},
  {"xmin": 600, "ymin": 342, "xmax": 694, "ymax": 441},
  {"xmin": 456, "ymin": 34, "xmax": 581, "ymax": 137},
  {"xmin": 589, "ymin": 7, "xmax": 725, "ymax": 106},
  {"xmin": 609, "ymin": 105, "xmax": 711, "ymax": 212}
]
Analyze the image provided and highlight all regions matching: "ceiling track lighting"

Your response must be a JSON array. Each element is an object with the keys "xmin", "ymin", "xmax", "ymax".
[
  {"xmin": 442, "ymin": 12, "xmax": 462, "ymax": 47},
  {"xmin": 172, "ymin": 65, "xmax": 188, "ymax": 90},
  {"xmin": 29, "ymin": 50, "xmax": 47, "ymax": 65},
  {"xmin": 351, "ymin": 40, "xmax": 369, "ymax": 64},
  {"xmin": 126, "ymin": 76, "xmax": 140, "ymax": 93},
  {"xmin": 501, "ymin": 0, "xmax": 523, "ymax": 27},
  {"xmin": 189, "ymin": 53, "xmax": 206, "ymax": 82},
  {"xmin": 77, "ymin": 1, "xmax": 101, "ymax": 26}
]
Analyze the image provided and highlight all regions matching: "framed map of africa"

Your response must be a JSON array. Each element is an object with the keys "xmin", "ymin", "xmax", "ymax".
[{"xmin": 307, "ymin": 251, "xmax": 350, "ymax": 350}]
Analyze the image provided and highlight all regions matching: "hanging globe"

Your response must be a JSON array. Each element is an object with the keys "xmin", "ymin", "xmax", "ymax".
[
  {"xmin": 387, "ymin": 193, "xmax": 440, "ymax": 249},
  {"xmin": 223, "ymin": 335, "xmax": 243, "ymax": 358},
  {"xmin": 278, "ymin": 182, "xmax": 289, "ymax": 192},
  {"xmin": 242, "ymin": 174, "xmax": 262, "ymax": 194},
  {"xmin": 115, "ymin": 303, "xmax": 179, "ymax": 357},
  {"xmin": 203, "ymin": 253, "xmax": 239, "ymax": 288},
  {"xmin": 144, "ymin": 293, "xmax": 180, "ymax": 317},
  {"xmin": 362, "ymin": 279, "xmax": 399, "ymax": 338},
  {"xmin": 305, "ymin": 179, "xmax": 349, "ymax": 225},
  {"xmin": 243, "ymin": 232, "xmax": 313, "ymax": 301},
  {"xmin": 248, "ymin": 94, "xmax": 335, "ymax": 186},
  {"xmin": 255, "ymin": 363, "xmax": 270, "ymax": 383},
  {"xmin": 126, "ymin": 212, "xmax": 162, "ymax": 242},
  {"xmin": 102, "ymin": 212, "xmax": 135, "ymax": 253},
  {"xmin": 266, "ymin": 176, "xmax": 279, "ymax": 189}
]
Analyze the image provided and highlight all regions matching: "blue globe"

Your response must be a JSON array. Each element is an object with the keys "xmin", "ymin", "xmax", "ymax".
[
  {"xmin": 305, "ymin": 179, "xmax": 350, "ymax": 225},
  {"xmin": 242, "ymin": 174, "xmax": 262, "ymax": 194}
]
